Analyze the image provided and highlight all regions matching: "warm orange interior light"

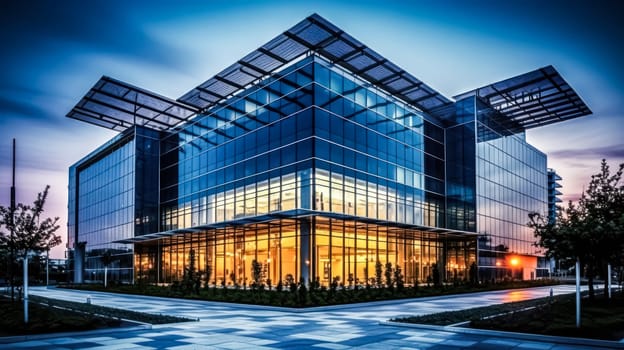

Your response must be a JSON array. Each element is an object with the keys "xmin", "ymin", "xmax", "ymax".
[{"xmin": 510, "ymin": 257, "xmax": 519, "ymax": 266}]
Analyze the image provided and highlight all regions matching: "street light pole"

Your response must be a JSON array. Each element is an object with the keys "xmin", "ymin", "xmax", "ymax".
[
  {"xmin": 46, "ymin": 249, "xmax": 50, "ymax": 287},
  {"xmin": 608, "ymin": 263, "xmax": 612, "ymax": 299},
  {"xmin": 23, "ymin": 255, "xmax": 29, "ymax": 324},
  {"xmin": 10, "ymin": 138, "xmax": 16, "ymax": 301},
  {"xmin": 575, "ymin": 258, "xmax": 581, "ymax": 328}
]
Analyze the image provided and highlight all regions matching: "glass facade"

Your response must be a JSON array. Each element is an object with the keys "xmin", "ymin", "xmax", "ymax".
[
  {"xmin": 157, "ymin": 57, "xmax": 445, "ymax": 230},
  {"xmin": 67, "ymin": 15, "xmax": 587, "ymax": 286},
  {"xmin": 547, "ymin": 169, "xmax": 562, "ymax": 224},
  {"xmin": 68, "ymin": 127, "xmax": 159, "ymax": 283},
  {"xmin": 135, "ymin": 217, "xmax": 473, "ymax": 287},
  {"xmin": 445, "ymin": 98, "xmax": 477, "ymax": 232},
  {"xmin": 131, "ymin": 56, "xmax": 471, "ymax": 286},
  {"xmin": 474, "ymin": 97, "xmax": 548, "ymax": 280}
]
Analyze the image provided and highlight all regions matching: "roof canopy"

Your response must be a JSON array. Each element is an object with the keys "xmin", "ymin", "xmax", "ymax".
[
  {"xmin": 455, "ymin": 65, "xmax": 591, "ymax": 130},
  {"xmin": 67, "ymin": 76, "xmax": 199, "ymax": 132},
  {"xmin": 179, "ymin": 13, "xmax": 452, "ymax": 114},
  {"xmin": 67, "ymin": 15, "xmax": 590, "ymax": 134}
]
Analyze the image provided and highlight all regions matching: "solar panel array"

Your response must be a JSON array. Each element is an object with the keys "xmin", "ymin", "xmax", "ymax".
[
  {"xmin": 455, "ymin": 65, "xmax": 591, "ymax": 130},
  {"xmin": 67, "ymin": 76, "xmax": 198, "ymax": 131},
  {"xmin": 67, "ymin": 14, "xmax": 590, "ymax": 134},
  {"xmin": 178, "ymin": 13, "xmax": 452, "ymax": 114}
]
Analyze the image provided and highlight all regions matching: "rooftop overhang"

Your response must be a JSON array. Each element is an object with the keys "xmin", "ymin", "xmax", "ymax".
[
  {"xmin": 67, "ymin": 76, "xmax": 199, "ymax": 132},
  {"xmin": 178, "ymin": 13, "xmax": 452, "ymax": 114},
  {"xmin": 114, "ymin": 209, "xmax": 477, "ymax": 244},
  {"xmin": 455, "ymin": 65, "xmax": 592, "ymax": 130}
]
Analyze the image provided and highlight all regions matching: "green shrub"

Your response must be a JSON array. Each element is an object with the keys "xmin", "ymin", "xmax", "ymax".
[{"xmin": 60, "ymin": 278, "xmax": 560, "ymax": 308}]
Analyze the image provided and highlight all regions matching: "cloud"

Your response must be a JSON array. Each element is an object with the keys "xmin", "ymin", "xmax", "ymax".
[
  {"xmin": 548, "ymin": 145, "xmax": 624, "ymax": 161},
  {"xmin": 560, "ymin": 193, "xmax": 582, "ymax": 203},
  {"xmin": 1, "ymin": 2, "xmax": 184, "ymax": 70},
  {"xmin": 0, "ymin": 95, "xmax": 47, "ymax": 120}
]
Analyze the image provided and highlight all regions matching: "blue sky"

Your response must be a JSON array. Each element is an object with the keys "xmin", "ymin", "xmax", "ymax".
[{"xmin": 1, "ymin": 0, "xmax": 623, "ymax": 258}]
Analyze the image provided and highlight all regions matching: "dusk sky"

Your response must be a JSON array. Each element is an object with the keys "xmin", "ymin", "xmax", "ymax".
[{"xmin": 1, "ymin": 0, "xmax": 623, "ymax": 258}]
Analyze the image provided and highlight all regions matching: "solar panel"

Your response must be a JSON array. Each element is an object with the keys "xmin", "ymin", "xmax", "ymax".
[
  {"xmin": 67, "ymin": 76, "xmax": 199, "ymax": 131},
  {"xmin": 68, "ymin": 15, "xmax": 589, "ymax": 134},
  {"xmin": 455, "ymin": 65, "xmax": 591, "ymax": 130},
  {"xmin": 179, "ymin": 13, "xmax": 452, "ymax": 114}
]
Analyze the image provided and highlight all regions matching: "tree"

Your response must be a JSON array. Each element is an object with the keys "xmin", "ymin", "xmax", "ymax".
[
  {"xmin": 0, "ymin": 186, "xmax": 61, "ymax": 300},
  {"xmin": 384, "ymin": 262, "xmax": 394, "ymax": 289},
  {"xmin": 251, "ymin": 259, "xmax": 262, "ymax": 290},
  {"xmin": 203, "ymin": 263, "xmax": 212, "ymax": 290},
  {"xmin": 394, "ymin": 265, "xmax": 404, "ymax": 291},
  {"xmin": 375, "ymin": 260, "xmax": 383, "ymax": 287},
  {"xmin": 181, "ymin": 249, "xmax": 199, "ymax": 295},
  {"xmin": 530, "ymin": 202, "xmax": 595, "ymax": 293},
  {"xmin": 530, "ymin": 160, "xmax": 624, "ymax": 299},
  {"xmin": 582, "ymin": 160, "xmax": 624, "ymax": 296},
  {"xmin": 431, "ymin": 263, "xmax": 441, "ymax": 287}
]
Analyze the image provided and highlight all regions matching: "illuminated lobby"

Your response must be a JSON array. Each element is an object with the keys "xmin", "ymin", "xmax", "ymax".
[{"xmin": 66, "ymin": 14, "xmax": 591, "ymax": 286}]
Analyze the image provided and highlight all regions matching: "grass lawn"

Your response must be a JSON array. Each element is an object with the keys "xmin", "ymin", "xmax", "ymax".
[
  {"xmin": 0, "ymin": 295, "xmax": 194, "ymax": 337},
  {"xmin": 471, "ymin": 292, "xmax": 624, "ymax": 341},
  {"xmin": 0, "ymin": 297, "xmax": 121, "ymax": 336},
  {"xmin": 394, "ymin": 291, "xmax": 624, "ymax": 341}
]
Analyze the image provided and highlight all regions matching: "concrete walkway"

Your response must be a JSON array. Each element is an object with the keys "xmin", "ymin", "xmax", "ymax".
[{"xmin": 2, "ymin": 285, "xmax": 619, "ymax": 349}]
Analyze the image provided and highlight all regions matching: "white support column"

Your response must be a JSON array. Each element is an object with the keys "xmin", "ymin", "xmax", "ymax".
[
  {"xmin": 575, "ymin": 258, "xmax": 581, "ymax": 328},
  {"xmin": 46, "ymin": 249, "xmax": 49, "ymax": 287},
  {"xmin": 608, "ymin": 263, "xmax": 612, "ymax": 299},
  {"xmin": 23, "ymin": 256, "xmax": 29, "ymax": 324}
]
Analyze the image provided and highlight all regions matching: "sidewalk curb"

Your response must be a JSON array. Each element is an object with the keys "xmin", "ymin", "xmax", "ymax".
[
  {"xmin": 380, "ymin": 320, "xmax": 624, "ymax": 349},
  {"xmin": 39, "ymin": 284, "xmax": 576, "ymax": 314},
  {"xmin": 0, "ymin": 323, "xmax": 152, "ymax": 344}
]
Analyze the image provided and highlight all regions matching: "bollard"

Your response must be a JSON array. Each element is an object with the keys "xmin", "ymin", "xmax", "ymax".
[{"xmin": 86, "ymin": 295, "xmax": 91, "ymax": 304}]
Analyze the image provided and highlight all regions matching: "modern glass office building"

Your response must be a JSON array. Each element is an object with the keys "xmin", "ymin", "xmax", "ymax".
[
  {"xmin": 66, "ymin": 14, "xmax": 590, "ymax": 286},
  {"xmin": 547, "ymin": 169, "xmax": 563, "ymax": 224}
]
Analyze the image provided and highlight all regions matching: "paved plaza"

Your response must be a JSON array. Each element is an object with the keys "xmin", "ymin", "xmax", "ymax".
[{"xmin": 2, "ymin": 285, "xmax": 621, "ymax": 349}]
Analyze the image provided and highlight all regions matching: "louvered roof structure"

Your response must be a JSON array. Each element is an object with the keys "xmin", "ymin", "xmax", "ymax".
[
  {"xmin": 455, "ymin": 65, "xmax": 591, "ymax": 130},
  {"xmin": 67, "ymin": 76, "xmax": 199, "ymax": 132},
  {"xmin": 178, "ymin": 13, "xmax": 452, "ymax": 114},
  {"xmin": 67, "ymin": 14, "xmax": 590, "ymax": 133}
]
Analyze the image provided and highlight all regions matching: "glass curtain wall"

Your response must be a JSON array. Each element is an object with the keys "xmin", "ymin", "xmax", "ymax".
[
  {"xmin": 311, "ymin": 59, "xmax": 445, "ymax": 227},
  {"xmin": 445, "ymin": 98, "xmax": 477, "ymax": 232},
  {"xmin": 159, "ymin": 57, "xmax": 316, "ymax": 231},
  {"xmin": 134, "ymin": 55, "xmax": 475, "ymax": 286},
  {"xmin": 135, "ymin": 218, "xmax": 473, "ymax": 286},
  {"xmin": 474, "ymin": 97, "xmax": 548, "ymax": 280},
  {"xmin": 74, "ymin": 133, "xmax": 136, "ymax": 283},
  {"xmin": 159, "ymin": 56, "xmax": 447, "ymax": 232}
]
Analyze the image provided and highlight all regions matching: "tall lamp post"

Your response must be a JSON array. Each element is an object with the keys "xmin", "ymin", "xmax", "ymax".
[
  {"xmin": 21, "ymin": 250, "xmax": 36, "ymax": 324},
  {"xmin": 46, "ymin": 248, "xmax": 50, "ymax": 287},
  {"xmin": 576, "ymin": 258, "xmax": 581, "ymax": 328},
  {"xmin": 10, "ymin": 138, "xmax": 16, "ymax": 301}
]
